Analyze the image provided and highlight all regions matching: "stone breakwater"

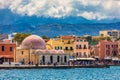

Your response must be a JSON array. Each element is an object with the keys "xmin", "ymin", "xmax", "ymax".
[{"xmin": 0, "ymin": 64, "xmax": 109, "ymax": 69}]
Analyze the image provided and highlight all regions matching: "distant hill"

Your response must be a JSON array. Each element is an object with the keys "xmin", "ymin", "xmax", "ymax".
[{"xmin": 0, "ymin": 22, "xmax": 120, "ymax": 37}]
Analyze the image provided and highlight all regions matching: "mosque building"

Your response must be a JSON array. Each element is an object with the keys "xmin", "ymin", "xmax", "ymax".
[{"xmin": 14, "ymin": 35, "xmax": 69, "ymax": 65}]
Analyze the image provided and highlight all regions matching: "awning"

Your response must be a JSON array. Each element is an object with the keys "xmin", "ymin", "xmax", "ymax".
[
  {"xmin": 94, "ymin": 56, "xmax": 100, "ymax": 58},
  {"xmin": 69, "ymin": 59, "xmax": 76, "ymax": 61},
  {"xmin": 104, "ymin": 57, "xmax": 112, "ymax": 60},
  {"xmin": 76, "ymin": 58, "xmax": 96, "ymax": 61},
  {"xmin": 0, "ymin": 55, "xmax": 13, "ymax": 58},
  {"xmin": 112, "ymin": 57, "xmax": 119, "ymax": 61}
]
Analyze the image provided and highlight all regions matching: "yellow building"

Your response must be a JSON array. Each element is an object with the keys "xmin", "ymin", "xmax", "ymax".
[
  {"xmin": 46, "ymin": 38, "xmax": 63, "ymax": 50},
  {"xmin": 47, "ymin": 36, "xmax": 74, "ymax": 56}
]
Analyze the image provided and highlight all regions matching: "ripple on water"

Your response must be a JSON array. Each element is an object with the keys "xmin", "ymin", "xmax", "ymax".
[{"xmin": 0, "ymin": 67, "xmax": 120, "ymax": 80}]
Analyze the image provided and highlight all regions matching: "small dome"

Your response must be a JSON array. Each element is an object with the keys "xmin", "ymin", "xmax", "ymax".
[
  {"xmin": 36, "ymin": 49, "xmax": 46, "ymax": 54},
  {"xmin": 21, "ymin": 35, "xmax": 46, "ymax": 49},
  {"xmin": 57, "ymin": 50, "xmax": 64, "ymax": 54},
  {"xmin": 49, "ymin": 50, "xmax": 58, "ymax": 54}
]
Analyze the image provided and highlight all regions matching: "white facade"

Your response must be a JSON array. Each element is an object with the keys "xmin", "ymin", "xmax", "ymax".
[
  {"xmin": 100, "ymin": 30, "xmax": 120, "ymax": 40},
  {"xmin": 39, "ymin": 54, "xmax": 69, "ymax": 65}
]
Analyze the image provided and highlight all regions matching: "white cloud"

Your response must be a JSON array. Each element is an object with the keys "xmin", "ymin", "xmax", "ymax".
[
  {"xmin": 0, "ymin": 0, "xmax": 120, "ymax": 20},
  {"xmin": 78, "ymin": 12, "xmax": 107, "ymax": 20}
]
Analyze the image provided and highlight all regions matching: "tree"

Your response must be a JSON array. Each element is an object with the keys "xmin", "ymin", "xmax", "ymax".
[
  {"xmin": 84, "ymin": 36, "xmax": 92, "ymax": 42},
  {"xmin": 106, "ymin": 37, "xmax": 111, "ymax": 41},
  {"xmin": 53, "ymin": 36, "xmax": 60, "ymax": 38},
  {"xmin": 100, "ymin": 34, "xmax": 104, "ymax": 37},
  {"xmin": 41, "ymin": 35, "xmax": 50, "ymax": 39},
  {"xmin": 13, "ymin": 33, "xmax": 31, "ymax": 45}
]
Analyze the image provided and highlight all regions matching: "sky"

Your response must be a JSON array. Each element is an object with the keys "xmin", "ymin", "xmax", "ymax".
[
  {"xmin": 0, "ymin": 0, "xmax": 120, "ymax": 36},
  {"xmin": 0, "ymin": 0, "xmax": 120, "ymax": 21}
]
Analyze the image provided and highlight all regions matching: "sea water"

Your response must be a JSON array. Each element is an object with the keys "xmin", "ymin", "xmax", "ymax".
[{"xmin": 0, "ymin": 66, "xmax": 119, "ymax": 80}]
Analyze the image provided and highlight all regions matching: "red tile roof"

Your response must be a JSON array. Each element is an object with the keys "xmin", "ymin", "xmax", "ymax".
[{"xmin": 60, "ymin": 36, "xmax": 73, "ymax": 39}]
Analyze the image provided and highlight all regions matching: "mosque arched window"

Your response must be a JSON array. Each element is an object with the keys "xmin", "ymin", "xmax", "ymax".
[
  {"xmin": 50, "ymin": 56, "xmax": 53, "ymax": 63},
  {"xmin": 64, "ymin": 56, "xmax": 67, "ymax": 62},
  {"xmin": 57, "ymin": 56, "xmax": 60, "ymax": 62},
  {"xmin": 42, "ymin": 56, "xmax": 45, "ymax": 63}
]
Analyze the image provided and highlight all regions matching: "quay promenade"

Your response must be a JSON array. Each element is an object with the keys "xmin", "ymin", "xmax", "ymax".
[{"xmin": 0, "ymin": 64, "xmax": 109, "ymax": 69}]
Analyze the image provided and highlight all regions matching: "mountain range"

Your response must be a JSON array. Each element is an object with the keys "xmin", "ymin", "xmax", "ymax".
[
  {"xmin": 0, "ymin": 22, "xmax": 120, "ymax": 37},
  {"xmin": 0, "ymin": 9, "xmax": 120, "ymax": 37}
]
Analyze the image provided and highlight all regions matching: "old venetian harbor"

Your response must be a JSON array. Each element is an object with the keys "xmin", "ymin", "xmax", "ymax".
[{"xmin": 0, "ymin": 66, "xmax": 119, "ymax": 80}]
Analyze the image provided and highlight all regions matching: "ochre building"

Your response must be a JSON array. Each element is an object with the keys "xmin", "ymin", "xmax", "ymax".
[{"xmin": 47, "ymin": 36, "xmax": 74, "ymax": 56}]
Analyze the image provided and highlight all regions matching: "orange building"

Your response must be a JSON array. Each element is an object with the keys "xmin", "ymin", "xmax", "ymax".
[
  {"xmin": 73, "ymin": 37, "xmax": 90, "ymax": 58},
  {"xmin": 0, "ymin": 41, "xmax": 16, "ymax": 64}
]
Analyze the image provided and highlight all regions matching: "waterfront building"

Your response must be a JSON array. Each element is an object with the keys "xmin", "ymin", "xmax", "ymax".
[
  {"xmin": 73, "ymin": 37, "xmax": 90, "ymax": 58},
  {"xmin": 47, "ymin": 35, "xmax": 74, "ymax": 56},
  {"xmin": 46, "ymin": 38, "xmax": 63, "ymax": 50},
  {"xmin": 14, "ymin": 35, "xmax": 69, "ymax": 65},
  {"xmin": 0, "ymin": 39, "xmax": 16, "ymax": 63},
  {"xmin": 0, "ymin": 34, "xmax": 8, "ymax": 41},
  {"xmin": 60, "ymin": 36, "xmax": 74, "ymax": 56},
  {"xmin": 94, "ymin": 40, "xmax": 118, "ymax": 60},
  {"xmin": 100, "ymin": 30, "xmax": 120, "ymax": 40},
  {"xmin": 118, "ymin": 41, "xmax": 120, "ymax": 59}
]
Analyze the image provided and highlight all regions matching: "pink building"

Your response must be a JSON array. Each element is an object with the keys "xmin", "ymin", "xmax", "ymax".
[
  {"xmin": 74, "ymin": 37, "xmax": 90, "ymax": 58},
  {"xmin": 94, "ymin": 40, "xmax": 118, "ymax": 59}
]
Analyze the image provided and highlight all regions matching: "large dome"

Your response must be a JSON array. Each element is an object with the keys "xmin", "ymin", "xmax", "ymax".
[{"xmin": 21, "ymin": 35, "xmax": 46, "ymax": 49}]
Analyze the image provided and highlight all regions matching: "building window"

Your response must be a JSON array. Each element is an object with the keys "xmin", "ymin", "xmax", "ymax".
[
  {"xmin": 112, "ymin": 45, "xmax": 114, "ymax": 48},
  {"xmin": 79, "ymin": 45, "xmax": 82, "ymax": 49},
  {"xmin": 10, "ymin": 47, "xmax": 12, "ymax": 51},
  {"xmin": 79, "ymin": 52, "xmax": 82, "ymax": 57},
  {"xmin": 68, "ymin": 41, "xmax": 70, "ymax": 44},
  {"xmin": 76, "ymin": 52, "xmax": 78, "ymax": 57},
  {"xmin": 84, "ymin": 52, "xmax": 87, "ymax": 58},
  {"xmin": 106, "ymin": 45, "xmax": 110, "ymax": 49},
  {"xmin": 55, "ymin": 46, "xmax": 57, "ymax": 50},
  {"xmin": 60, "ymin": 46, "xmax": 62, "ymax": 50},
  {"xmin": 50, "ymin": 56, "xmax": 53, "ymax": 63},
  {"xmin": 70, "ymin": 47, "xmax": 73, "ymax": 50},
  {"xmin": 106, "ymin": 45, "xmax": 107, "ymax": 48},
  {"xmin": 64, "ymin": 56, "xmax": 67, "ymax": 62},
  {"xmin": 57, "ymin": 56, "xmax": 60, "ymax": 62},
  {"xmin": 84, "ymin": 45, "xmax": 87, "ymax": 49},
  {"xmin": 76, "ymin": 45, "xmax": 79, "ymax": 49},
  {"xmin": 77, "ymin": 40, "xmax": 79, "ymax": 42},
  {"xmin": 113, "ymin": 51, "xmax": 117, "ymax": 57},
  {"xmin": 84, "ymin": 40, "xmax": 87, "ymax": 42},
  {"xmin": 2, "ymin": 46, "xmax": 4, "ymax": 51},
  {"xmin": 80, "ymin": 39, "xmax": 83, "ymax": 42},
  {"xmin": 21, "ymin": 51, "xmax": 24, "ymax": 55},
  {"xmin": 65, "ymin": 47, "xmax": 68, "ymax": 50},
  {"xmin": 108, "ymin": 32, "xmax": 112, "ymax": 36},
  {"xmin": 106, "ymin": 50, "xmax": 110, "ymax": 56}
]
